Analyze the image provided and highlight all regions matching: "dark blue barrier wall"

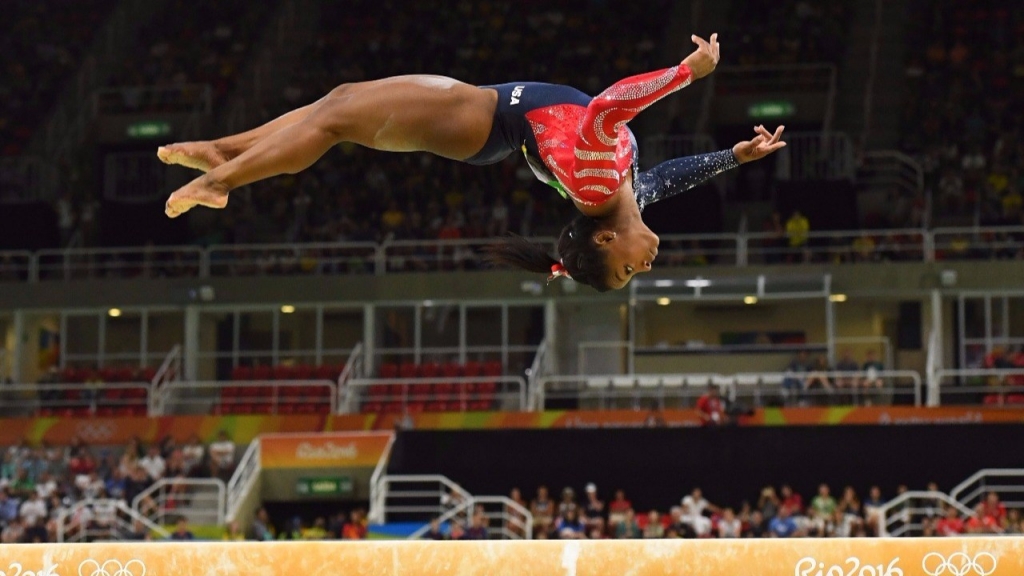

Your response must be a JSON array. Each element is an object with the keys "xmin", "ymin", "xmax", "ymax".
[{"xmin": 388, "ymin": 425, "xmax": 1024, "ymax": 511}]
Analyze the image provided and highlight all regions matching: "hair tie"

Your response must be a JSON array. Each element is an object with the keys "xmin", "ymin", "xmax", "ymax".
[{"xmin": 547, "ymin": 259, "xmax": 572, "ymax": 283}]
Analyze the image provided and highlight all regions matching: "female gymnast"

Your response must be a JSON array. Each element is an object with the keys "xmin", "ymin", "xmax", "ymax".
[{"xmin": 159, "ymin": 34, "xmax": 786, "ymax": 291}]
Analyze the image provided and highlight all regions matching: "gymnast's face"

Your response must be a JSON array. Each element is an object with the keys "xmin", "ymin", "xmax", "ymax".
[{"xmin": 594, "ymin": 222, "xmax": 660, "ymax": 290}]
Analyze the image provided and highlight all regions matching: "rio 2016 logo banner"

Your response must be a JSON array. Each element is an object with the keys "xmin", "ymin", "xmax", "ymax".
[{"xmin": 794, "ymin": 552, "xmax": 998, "ymax": 576}]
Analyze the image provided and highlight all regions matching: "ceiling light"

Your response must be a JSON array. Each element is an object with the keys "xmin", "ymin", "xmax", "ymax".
[
  {"xmin": 656, "ymin": 297, "xmax": 671, "ymax": 306},
  {"xmin": 280, "ymin": 305, "xmax": 296, "ymax": 314}
]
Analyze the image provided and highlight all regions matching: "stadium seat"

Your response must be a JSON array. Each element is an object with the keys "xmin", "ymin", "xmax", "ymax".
[
  {"xmin": 232, "ymin": 366, "xmax": 254, "ymax": 381},
  {"xmin": 379, "ymin": 363, "xmax": 399, "ymax": 379}
]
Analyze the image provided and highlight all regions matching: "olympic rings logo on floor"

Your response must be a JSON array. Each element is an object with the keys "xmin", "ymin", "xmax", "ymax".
[
  {"xmin": 78, "ymin": 560, "xmax": 146, "ymax": 576},
  {"xmin": 921, "ymin": 552, "xmax": 997, "ymax": 576}
]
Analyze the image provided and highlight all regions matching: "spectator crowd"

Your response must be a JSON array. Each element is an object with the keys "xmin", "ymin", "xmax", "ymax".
[
  {"xmin": 417, "ymin": 482, "xmax": 1020, "ymax": 541},
  {"xmin": 0, "ymin": 432, "xmax": 237, "ymax": 543}
]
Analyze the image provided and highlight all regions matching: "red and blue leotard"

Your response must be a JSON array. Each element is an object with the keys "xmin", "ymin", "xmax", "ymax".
[{"xmin": 466, "ymin": 64, "xmax": 740, "ymax": 211}]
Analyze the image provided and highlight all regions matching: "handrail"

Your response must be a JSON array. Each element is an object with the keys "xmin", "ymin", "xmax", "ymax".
[
  {"xmin": 526, "ymin": 339, "xmax": 549, "ymax": 411},
  {"xmin": 367, "ymin": 434, "xmax": 397, "ymax": 524},
  {"xmin": 131, "ymin": 477, "xmax": 226, "ymax": 526},
  {"xmin": 13, "ymin": 225, "xmax": 1024, "ymax": 282},
  {"xmin": 877, "ymin": 490, "xmax": 974, "ymax": 537},
  {"xmin": 151, "ymin": 345, "xmax": 182, "ymax": 415},
  {"xmin": 337, "ymin": 342, "xmax": 365, "ymax": 413},
  {"xmin": 57, "ymin": 498, "xmax": 171, "ymax": 542},
  {"xmin": 226, "ymin": 438, "xmax": 261, "ymax": 522},
  {"xmin": 949, "ymin": 469, "xmax": 1024, "ymax": 509}
]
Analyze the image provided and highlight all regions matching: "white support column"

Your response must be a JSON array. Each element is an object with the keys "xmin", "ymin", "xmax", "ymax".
[
  {"xmin": 315, "ymin": 305, "xmax": 324, "ymax": 366},
  {"xmin": 928, "ymin": 289, "xmax": 943, "ymax": 407},
  {"xmin": 11, "ymin": 310, "xmax": 24, "ymax": 383},
  {"xmin": 363, "ymin": 304, "xmax": 375, "ymax": 375},
  {"xmin": 544, "ymin": 299, "xmax": 557, "ymax": 374},
  {"xmin": 98, "ymin": 312, "xmax": 107, "ymax": 369},
  {"xmin": 458, "ymin": 304, "xmax": 467, "ymax": 365},
  {"xmin": 140, "ymin": 310, "xmax": 149, "ymax": 368},
  {"xmin": 825, "ymin": 299, "xmax": 836, "ymax": 365},
  {"xmin": 183, "ymin": 305, "xmax": 200, "ymax": 382}
]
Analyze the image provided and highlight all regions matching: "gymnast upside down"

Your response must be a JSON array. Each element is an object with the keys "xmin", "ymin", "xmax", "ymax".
[{"xmin": 158, "ymin": 33, "xmax": 785, "ymax": 291}]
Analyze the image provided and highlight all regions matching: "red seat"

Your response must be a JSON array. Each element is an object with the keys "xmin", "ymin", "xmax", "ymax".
[
  {"xmin": 139, "ymin": 367, "xmax": 157, "ymax": 382},
  {"xmin": 420, "ymin": 362, "xmax": 441, "ymax": 378},
  {"xmin": 38, "ymin": 408, "xmax": 55, "ymax": 417},
  {"xmin": 441, "ymin": 363, "xmax": 461, "ymax": 379},
  {"xmin": 471, "ymin": 381, "xmax": 497, "ymax": 395},
  {"xmin": 314, "ymin": 365, "xmax": 335, "ymax": 380},
  {"xmin": 399, "ymin": 362, "xmax": 419, "ymax": 379},
  {"xmin": 232, "ymin": 366, "xmax": 254, "ymax": 381},
  {"xmin": 425, "ymin": 401, "xmax": 447, "ymax": 412},
  {"xmin": 383, "ymin": 402, "xmax": 404, "ymax": 414},
  {"xmin": 116, "ymin": 367, "xmax": 135, "ymax": 382},
  {"xmin": 361, "ymin": 402, "xmax": 383, "ymax": 413},
  {"xmin": 278, "ymin": 404, "xmax": 298, "ymax": 415},
  {"xmin": 99, "ymin": 368, "xmax": 118, "ymax": 382},
  {"xmin": 101, "ymin": 388, "xmax": 124, "ymax": 400},
  {"xmin": 273, "ymin": 365, "xmax": 296, "ymax": 380},
  {"xmin": 97, "ymin": 407, "xmax": 115, "ymax": 416},
  {"xmin": 463, "ymin": 361, "xmax": 482, "ymax": 377},
  {"xmin": 369, "ymin": 384, "xmax": 389, "ymax": 398},
  {"xmin": 406, "ymin": 402, "xmax": 425, "ymax": 413},
  {"xmin": 253, "ymin": 365, "xmax": 273, "ymax": 380},
  {"xmin": 483, "ymin": 361, "xmax": 502, "ymax": 376},
  {"xmin": 468, "ymin": 400, "xmax": 492, "ymax": 411},
  {"xmin": 411, "ymin": 383, "xmax": 433, "ymax": 400},
  {"xmin": 313, "ymin": 404, "xmax": 331, "ymax": 414},
  {"xmin": 379, "ymin": 363, "xmax": 399, "ymax": 379},
  {"xmin": 445, "ymin": 401, "xmax": 463, "ymax": 412}
]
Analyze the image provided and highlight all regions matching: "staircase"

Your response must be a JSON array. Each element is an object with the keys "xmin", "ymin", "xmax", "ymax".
[
  {"xmin": 369, "ymin": 474, "xmax": 532, "ymax": 539},
  {"xmin": 879, "ymin": 468, "xmax": 1024, "ymax": 536},
  {"xmin": 57, "ymin": 499, "xmax": 171, "ymax": 542},
  {"xmin": 131, "ymin": 477, "xmax": 226, "ymax": 527}
]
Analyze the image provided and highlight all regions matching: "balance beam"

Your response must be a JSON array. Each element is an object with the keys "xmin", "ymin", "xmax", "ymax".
[{"xmin": 3, "ymin": 538, "xmax": 1020, "ymax": 576}]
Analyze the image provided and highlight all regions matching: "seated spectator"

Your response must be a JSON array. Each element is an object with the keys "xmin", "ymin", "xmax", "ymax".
[
  {"xmin": 980, "ymin": 491, "xmax": 1007, "ymax": 525},
  {"xmin": 780, "ymin": 484, "xmax": 804, "ymax": 514},
  {"xmin": 423, "ymin": 517, "xmax": 446, "ymax": 540},
  {"xmin": 643, "ymin": 510, "xmax": 664, "ymax": 538},
  {"xmin": 555, "ymin": 509, "xmax": 585, "ymax": 539},
  {"xmin": 607, "ymin": 489, "xmax": 632, "ymax": 528},
  {"xmin": 557, "ymin": 486, "xmax": 577, "ymax": 517},
  {"xmin": 681, "ymin": 502, "xmax": 712, "ymax": 537},
  {"xmin": 248, "ymin": 507, "xmax": 275, "ymax": 541},
  {"xmin": 1, "ymin": 518, "xmax": 25, "ymax": 543},
  {"xmin": 745, "ymin": 510, "xmax": 767, "ymax": 538},
  {"xmin": 302, "ymin": 517, "xmax": 328, "ymax": 540},
  {"xmin": 768, "ymin": 506, "xmax": 801, "ymax": 538},
  {"xmin": 696, "ymin": 384, "xmax": 726, "ymax": 426},
  {"xmin": 663, "ymin": 506, "xmax": 694, "ymax": 538},
  {"xmin": 506, "ymin": 487, "xmax": 529, "ymax": 538},
  {"xmin": 834, "ymin": 349, "xmax": 861, "ymax": 389},
  {"xmin": 139, "ymin": 446, "xmax": 166, "ymax": 481},
  {"xmin": 582, "ymin": 483, "xmax": 605, "ymax": 533},
  {"xmin": 682, "ymin": 487, "xmax": 718, "ymax": 517},
  {"xmin": 125, "ymin": 519, "xmax": 151, "ymax": 541},
  {"xmin": 341, "ymin": 509, "xmax": 368, "ymax": 539},
  {"xmin": 862, "ymin": 486, "xmax": 886, "ymax": 535},
  {"xmin": 209, "ymin": 431, "xmax": 236, "ymax": 477},
  {"xmin": 758, "ymin": 486, "xmax": 780, "ymax": 519},
  {"xmin": 835, "ymin": 487, "xmax": 863, "ymax": 537},
  {"xmin": 782, "ymin": 351, "xmax": 812, "ymax": 401},
  {"xmin": 222, "ymin": 520, "xmax": 245, "ymax": 541},
  {"xmin": 716, "ymin": 508, "xmax": 742, "ymax": 538},
  {"xmin": 861, "ymin": 350, "xmax": 885, "ymax": 389},
  {"xmin": 90, "ymin": 491, "xmax": 118, "ymax": 534},
  {"xmin": 811, "ymin": 484, "xmax": 837, "ymax": 518},
  {"xmin": 785, "ymin": 211, "xmax": 810, "ymax": 262},
  {"xmin": 170, "ymin": 517, "xmax": 195, "ymax": 540},
  {"xmin": 18, "ymin": 492, "xmax": 47, "ymax": 529},
  {"xmin": 804, "ymin": 355, "xmax": 835, "ymax": 399},
  {"xmin": 614, "ymin": 509, "xmax": 642, "ymax": 539},
  {"xmin": 966, "ymin": 503, "xmax": 1004, "ymax": 535},
  {"xmin": 934, "ymin": 506, "xmax": 964, "ymax": 536},
  {"xmin": 448, "ymin": 521, "xmax": 466, "ymax": 541},
  {"xmin": 181, "ymin": 434, "xmax": 205, "ymax": 476},
  {"xmin": 530, "ymin": 485, "xmax": 554, "ymax": 535}
]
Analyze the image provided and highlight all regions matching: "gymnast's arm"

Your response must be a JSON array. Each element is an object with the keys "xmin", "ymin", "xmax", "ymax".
[{"xmin": 634, "ymin": 125, "xmax": 788, "ymax": 210}]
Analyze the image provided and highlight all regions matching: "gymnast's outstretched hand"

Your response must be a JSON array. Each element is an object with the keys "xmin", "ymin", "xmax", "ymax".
[
  {"xmin": 732, "ymin": 125, "xmax": 787, "ymax": 164},
  {"xmin": 683, "ymin": 33, "xmax": 720, "ymax": 80}
]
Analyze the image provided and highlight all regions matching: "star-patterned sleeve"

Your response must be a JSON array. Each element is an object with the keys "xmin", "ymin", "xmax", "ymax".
[{"xmin": 633, "ymin": 149, "xmax": 741, "ymax": 212}]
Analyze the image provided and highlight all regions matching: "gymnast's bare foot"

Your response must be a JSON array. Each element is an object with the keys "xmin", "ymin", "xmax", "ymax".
[
  {"xmin": 157, "ymin": 141, "xmax": 228, "ymax": 173},
  {"xmin": 165, "ymin": 177, "xmax": 230, "ymax": 218}
]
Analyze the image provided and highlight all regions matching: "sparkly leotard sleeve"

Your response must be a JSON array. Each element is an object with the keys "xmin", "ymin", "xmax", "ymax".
[
  {"xmin": 634, "ymin": 149, "xmax": 740, "ymax": 212},
  {"xmin": 525, "ymin": 65, "xmax": 694, "ymax": 206}
]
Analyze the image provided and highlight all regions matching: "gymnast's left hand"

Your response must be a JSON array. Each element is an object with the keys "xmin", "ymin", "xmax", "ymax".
[{"xmin": 732, "ymin": 125, "xmax": 786, "ymax": 163}]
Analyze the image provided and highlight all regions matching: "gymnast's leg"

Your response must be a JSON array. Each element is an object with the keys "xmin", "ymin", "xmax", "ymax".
[
  {"xmin": 158, "ymin": 101, "xmax": 321, "ymax": 172},
  {"xmin": 163, "ymin": 75, "xmax": 498, "ymax": 218}
]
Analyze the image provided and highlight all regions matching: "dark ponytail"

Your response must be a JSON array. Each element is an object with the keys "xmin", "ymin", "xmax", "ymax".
[{"xmin": 485, "ymin": 215, "xmax": 612, "ymax": 292}]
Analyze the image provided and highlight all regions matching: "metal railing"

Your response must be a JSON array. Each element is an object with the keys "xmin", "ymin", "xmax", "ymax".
[
  {"xmin": 150, "ymin": 345, "xmax": 182, "ymax": 415},
  {"xmin": 526, "ymin": 339, "xmax": 550, "ymax": 411},
  {"xmin": 8, "ymin": 225, "xmax": 1024, "ymax": 282},
  {"xmin": 950, "ymin": 469, "xmax": 1024, "ymax": 512},
  {"xmin": 371, "ymin": 474, "xmax": 474, "ymax": 527},
  {"xmin": 877, "ymin": 491, "xmax": 975, "ymax": 537},
  {"xmin": 857, "ymin": 151, "xmax": 925, "ymax": 196},
  {"xmin": 0, "ymin": 382, "xmax": 150, "ymax": 418},
  {"xmin": 226, "ymin": 439, "xmax": 261, "ymax": 523},
  {"xmin": 536, "ymin": 369, "xmax": 922, "ymax": 411},
  {"xmin": 132, "ymin": 477, "xmax": 226, "ymax": 527},
  {"xmin": 57, "ymin": 498, "xmax": 171, "ymax": 542},
  {"xmin": 158, "ymin": 380, "xmax": 336, "ymax": 415},
  {"xmin": 35, "ymin": 245, "xmax": 204, "ymax": 281},
  {"xmin": 934, "ymin": 369, "xmax": 1024, "ymax": 407},
  {"xmin": 342, "ymin": 376, "xmax": 527, "ymax": 414},
  {"xmin": 468, "ymin": 495, "xmax": 533, "ymax": 540}
]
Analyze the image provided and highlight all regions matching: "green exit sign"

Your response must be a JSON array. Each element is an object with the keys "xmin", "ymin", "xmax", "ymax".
[
  {"xmin": 126, "ymin": 121, "xmax": 172, "ymax": 138},
  {"xmin": 296, "ymin": 476, "xmax": 353, "ymax": 496},
  {"xmin": 748, "ymin": 101, "xmax": 796, "ymax": 119}
]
